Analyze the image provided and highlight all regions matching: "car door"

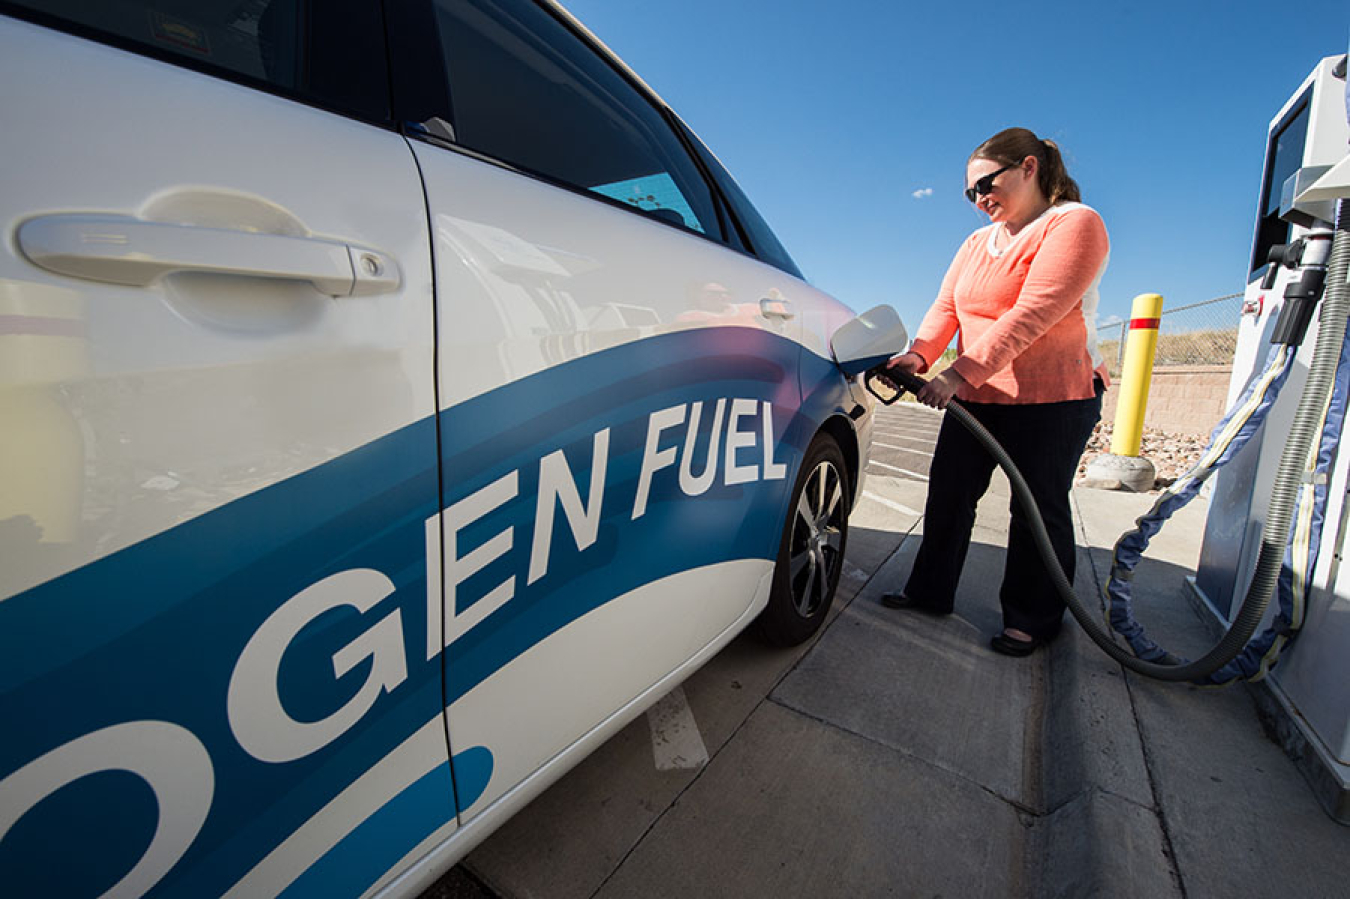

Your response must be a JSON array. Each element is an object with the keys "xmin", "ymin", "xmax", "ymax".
[
  {"xmin": 0, "ymin": 5, "xmax": 455, "ymax": 898},
  {"xmin": 388, "ymin": 0, "xmax": 834, "ymax": 823}
]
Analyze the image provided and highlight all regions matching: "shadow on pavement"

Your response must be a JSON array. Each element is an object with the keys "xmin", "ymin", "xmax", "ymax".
[{"xmin": 422, "ymin": 513, "xmax": 1350, "ymax": 898}]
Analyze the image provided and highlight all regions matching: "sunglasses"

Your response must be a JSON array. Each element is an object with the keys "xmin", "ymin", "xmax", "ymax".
[{"xmin": 964, "ymin": 163, "xmax": 1019, "ymax": 203}]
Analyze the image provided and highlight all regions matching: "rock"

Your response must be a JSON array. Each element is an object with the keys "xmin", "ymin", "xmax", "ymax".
[
  {"xmin": 1077, "ymin": 422, "xmax": 1207, "ymax": 492},
  {"xmin": 1082, "ymin": 453, "xmax": 1156, "ymax": 492},
  {"xmin": 1077, "ymin": 476, "xmax": 1124, "ymax": 491}
]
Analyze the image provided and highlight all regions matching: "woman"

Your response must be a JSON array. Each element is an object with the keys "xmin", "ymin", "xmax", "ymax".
[{"xmin": 884, "ymin": 127, "xmax": 1108, "ymax": 657}]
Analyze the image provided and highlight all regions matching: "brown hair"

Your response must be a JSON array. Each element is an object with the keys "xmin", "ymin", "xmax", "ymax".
[{"xmin": 970, "ymin": 127, "xmax": 1081, "ymax": 204}]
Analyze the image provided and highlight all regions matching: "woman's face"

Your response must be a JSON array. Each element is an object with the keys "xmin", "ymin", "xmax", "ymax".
[{"xmin": 966, "ymin": 156, "xmax": 1041, "ymax": 224}]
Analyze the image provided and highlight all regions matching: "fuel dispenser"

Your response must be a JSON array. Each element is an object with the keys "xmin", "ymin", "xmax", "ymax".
[{"xmin": 1192, "ymin": 52, "xmax": 1350, "ymax": 820}]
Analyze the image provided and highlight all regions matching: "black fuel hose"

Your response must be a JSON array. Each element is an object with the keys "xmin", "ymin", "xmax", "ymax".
[{"xmin": 880, "ymin": 203, "xmax": 1350, "ymax": 682}]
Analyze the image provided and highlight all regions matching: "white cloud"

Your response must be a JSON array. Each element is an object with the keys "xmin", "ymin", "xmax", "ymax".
[{"xmin": 911, "ymin": 187, "xmax": 933, "ymax": 199}]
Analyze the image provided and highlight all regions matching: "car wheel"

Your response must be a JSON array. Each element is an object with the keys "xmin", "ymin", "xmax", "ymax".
[{"xmin": 752, "ymin": 432, "xmax": 850, "ymax": 646}]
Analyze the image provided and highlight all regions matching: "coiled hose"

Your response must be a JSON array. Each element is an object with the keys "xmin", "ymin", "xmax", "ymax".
[{"xmin": 884, "ymin": 200, "xmax": 1350, "ymax": 682}]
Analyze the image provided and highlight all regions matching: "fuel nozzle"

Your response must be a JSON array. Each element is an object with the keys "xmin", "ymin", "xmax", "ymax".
[
  {"xmin": 1268, "ymin": 230, "xmax": 1334, "ymax": 346},
  {"xmin": 1260, "ymin": 240, "xmax": 1304, "ymax": 290},
  {"xmin": 863, "ymin": 365, "xmax": 927, "ymax": 405}
]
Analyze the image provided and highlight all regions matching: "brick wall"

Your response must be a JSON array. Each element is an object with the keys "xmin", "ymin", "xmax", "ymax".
[{"xmin": 1101, "ymin": 364, "xmax": 1233, "ymax": 437}]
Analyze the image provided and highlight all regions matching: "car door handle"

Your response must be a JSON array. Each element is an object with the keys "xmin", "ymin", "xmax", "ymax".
[
  {"xmin": 759, "ymin": 297, "xmax": 795, "ymax": 320},
  {"xmin": 17, "ymin": 214, "xmax": 400, "ymax": 296}
]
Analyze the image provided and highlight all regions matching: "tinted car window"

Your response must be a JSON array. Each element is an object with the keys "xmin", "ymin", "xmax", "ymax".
[
  {"xmin": 2, "ymin": 0, "xmax": 388, "ymax": 119},
  {"xmin": 430, "ymin": 0, "xmax": 723, "ymax": 239},
  {"xmin": 681, "ymin": 124, "xmax": 804, "ymax": 279}
]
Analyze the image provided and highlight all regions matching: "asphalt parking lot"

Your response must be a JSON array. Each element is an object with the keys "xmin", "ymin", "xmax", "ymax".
[{"xmin": 861, "ymin": 399, "xmax": 940, "ymax": 483}]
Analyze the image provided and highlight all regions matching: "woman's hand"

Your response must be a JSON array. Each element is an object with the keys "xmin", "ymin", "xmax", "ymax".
[
  {"xmin": 886, "ymin": 351, "xmax": 926, "ymax": 374},
  {"xmin": 915, "ymin": 367, "xmax": 966, "ymax": 409}
]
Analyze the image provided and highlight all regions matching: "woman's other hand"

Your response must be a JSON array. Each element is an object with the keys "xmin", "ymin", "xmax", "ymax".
[{"xmin": 916, "ymin": 367, "xmax": 966, "ymax": 409}]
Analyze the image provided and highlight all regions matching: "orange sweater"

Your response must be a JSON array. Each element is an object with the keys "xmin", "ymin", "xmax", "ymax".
[{"xmin": 908, "ymin": 203, "xmax": 1110, "ymax": 404}]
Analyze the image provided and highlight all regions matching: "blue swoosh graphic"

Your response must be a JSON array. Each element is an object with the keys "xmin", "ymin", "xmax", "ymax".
[{"xmin": 0, "ymin": 328, "xmax": 851, "ymax": 897}]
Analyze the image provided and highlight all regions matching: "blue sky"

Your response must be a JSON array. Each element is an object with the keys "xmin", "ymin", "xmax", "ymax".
[{"xmin": 565, "ymin": 0, "xmax": 1350, "ymax": 331}]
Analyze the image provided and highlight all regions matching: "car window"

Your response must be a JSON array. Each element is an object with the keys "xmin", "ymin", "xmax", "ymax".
[
  {"xmin": 429, "ymin": 0, "xmax": 723, "ymax": 240},
  {"xmin": 679, "ymin": 121, "xmax": 805, "ymax": 279},
  {"xmin": 2, "ymin": 0, "xmax": 388, "ymax": 120}
]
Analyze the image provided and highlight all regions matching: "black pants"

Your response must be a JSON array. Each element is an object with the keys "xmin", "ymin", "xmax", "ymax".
[{"xmin": 903, "ymin": 385, "xmax": 1103, "ymax": 639}]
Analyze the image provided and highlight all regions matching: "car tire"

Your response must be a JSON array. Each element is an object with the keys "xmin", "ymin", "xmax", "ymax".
[{"xmin": 751, "ymin": 432, "xmax": 850, "ymax": 646}]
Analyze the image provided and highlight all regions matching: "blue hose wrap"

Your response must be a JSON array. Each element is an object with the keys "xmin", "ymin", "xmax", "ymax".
[
  {"xmin": 1199, "ymin": 313, "xmax": 1350, "ymax": 685},
  {"xmin": 1105, "ymin": 344, "xmax": 1296, "ymax": 667}
]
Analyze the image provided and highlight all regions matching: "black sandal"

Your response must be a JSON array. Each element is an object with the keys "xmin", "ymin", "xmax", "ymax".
[{"xmin": 989, "ymin": 632, "xmax": 1043, "ymax": 657}]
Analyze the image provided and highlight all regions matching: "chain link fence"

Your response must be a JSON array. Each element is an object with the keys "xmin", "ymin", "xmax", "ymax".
[{"xmin": 1097, "ymin": 293, "xmax": 1243, "ymax": 376}]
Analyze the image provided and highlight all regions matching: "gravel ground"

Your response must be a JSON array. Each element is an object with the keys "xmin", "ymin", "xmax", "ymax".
[{"xmin": 1078, "ymin": 421, "xmax": 1210, "ymax": 490}]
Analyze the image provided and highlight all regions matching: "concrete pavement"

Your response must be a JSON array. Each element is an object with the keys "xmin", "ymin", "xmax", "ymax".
[{"xmin": 424, "ymin": 402, "xmax": 1350, "ymax": 898}]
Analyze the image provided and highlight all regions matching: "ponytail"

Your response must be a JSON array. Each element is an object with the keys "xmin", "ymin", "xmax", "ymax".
[
  {"xmin": 970, "ymin": 128, "xmax": 1081, "ymax": 204},
  {"xmin": 1037, "ymin": 138, "xmax": 1081, "ymax": 204}
]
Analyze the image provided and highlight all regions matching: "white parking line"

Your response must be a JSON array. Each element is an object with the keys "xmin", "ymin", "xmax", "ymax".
[
  {"xmin": 868, "ymin": 460, "xmax": 929, "ymax": 481},
  {"xmin": 883, "ymin": 403, "xmax": 944, "ymax": 415},
  {"xmin": 841, "ymin": 558, "xmax": 871, "ymax": 585},
  {"xmin": 646, "ymin": 685, "xmax": 709, "ymax": 771},
  {"xmin": 872, "ymin": 421, "xmax": 937, "ymax": 431},
  {"xmin": 874, "ymin": 423, "xmax": 928, "ymax": 431},
  {"xmin": 872, "ymin": 440, "xmax": 935, "ymax": 456},
  {"xmin": 862, "ymin": 491, "xmax": 922, "ymax": 516}
]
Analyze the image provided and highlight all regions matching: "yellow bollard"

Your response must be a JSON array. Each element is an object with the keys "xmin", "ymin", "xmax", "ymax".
[{"xmin": 1110, "ymin": 293, "xmax": 1164, "ymax": 457}]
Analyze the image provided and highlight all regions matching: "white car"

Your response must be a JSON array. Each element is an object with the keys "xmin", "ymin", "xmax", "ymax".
[{"xmin": 0, "ymin": 2, "xmax": 890, "ymax": 896}]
